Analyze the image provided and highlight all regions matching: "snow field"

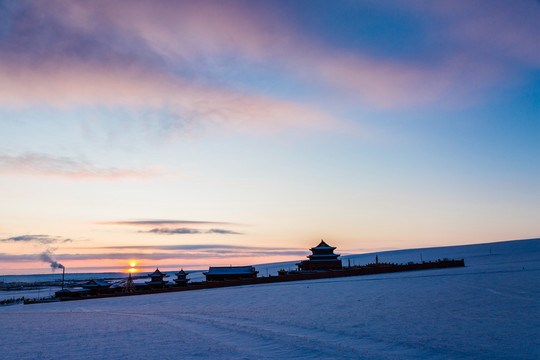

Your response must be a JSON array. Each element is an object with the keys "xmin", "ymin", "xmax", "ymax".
[{"xmin": 1, "ymin": 239, "xmax": 539, "ymax": 359}]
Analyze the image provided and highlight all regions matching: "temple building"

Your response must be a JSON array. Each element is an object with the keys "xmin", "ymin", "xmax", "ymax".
[
  {"xmin": 146, "ymin": 268, "xmax": 169, "ymax": 288},
  {"xmin": 82, "ymin": 279, "xmax": 111, "ymax": 290},
  {"xmin": 296, "ymin": 240, "xmax": 343, "ymax": 271},
  {"xmin": 203, "ymin": 266, "xmax": 258, "ymax": 281},
  {"xmin": 173, "ymin": 269, "xmax": 189, "ymax": 286}
]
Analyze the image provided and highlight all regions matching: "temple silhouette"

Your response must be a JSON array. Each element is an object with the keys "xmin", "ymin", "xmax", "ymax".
[
  {"xmin": 296, "ymin": 240, "xmax": 343, "ymax": 271},
  {"xmin": 42, "ymin": 240, "xmax": 464, "ymax": 303}
]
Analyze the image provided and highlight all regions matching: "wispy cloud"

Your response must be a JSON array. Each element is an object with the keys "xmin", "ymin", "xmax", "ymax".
[
  {"xmin": 0, "ymin": 244, "xmax": 306, "ymax": 263},
  {"xmin": 0, "ymin": 234, "xmax": 72, "ymax": 245},
  {"xmin": 408, "ymin": 1, "xmax": 540, "ymax": 67},
  {"xmin": 0, "ymin": 0, "xmax": 535, "ymax": 150},
  {"xmin": 0, "ymin": 153, "xmax": 161, "ymax": 179},
  {"xmin": 98, "ymin": 220, "xmax": 234, "ymax": 227},
  {"xmin": 207, "ymin": 229, "xmax": 243, "ymax": 235},
  {"xmin": 147, "ymin": 228, "xmax": 201, "ymax": 235},
  {"xmin": 90, "ymin": 244, "xmax": 297, "ymax": 251},
  {"xmin": 146, "ymin": 228, "xmax": 243, "ymax": 235},
  {"xmin": 0, "ymin": 61, "xmax": 339, "ymax": 133},
  {"xmin": 3, "ymin": 0, "xmax": 534, "ymax": 138},
  {"xmin": 97, "ymin": 219, "xmax": 243, "ymax": 235},
  {"xmin": 1, "ymin": 236, "xmax": 68, "ymax": 270}
]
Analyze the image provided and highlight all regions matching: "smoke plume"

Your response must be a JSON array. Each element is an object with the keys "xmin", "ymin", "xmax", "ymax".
[{"xmin": 40, "ymin": 250, "xmax": 64, "ymax": 270}]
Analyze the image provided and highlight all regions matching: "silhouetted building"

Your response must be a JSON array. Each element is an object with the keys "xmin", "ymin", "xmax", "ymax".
[
  {"xmin": 203, "ymin": 266, "xmax": 258, "ymax": 281},
  {"xmin": 82, "ymin": 279, "xmax": 111, "ymax": 290},
  {"xmin": 174, "ymin": 269, "xmax": 189, "ymax": 286},
  {"xmin": 297, "ymin": 240, "xmax": 343, "ymax": 271},
  {"xmin": 123, "ymin": 273, "xmax": 135, "ymax": 293},
  {"xmin": 146, "ymin": 268, "xmax": 169, "ymax": 288},
  {"xmin": 55, "ymin": 288, "xmax": 91, "ymax": 298}
]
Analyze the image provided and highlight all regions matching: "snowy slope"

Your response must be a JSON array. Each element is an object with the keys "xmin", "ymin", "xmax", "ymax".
[{"xmin": 1, "ymin": 239, "xmax": 538, "ymax": 359}]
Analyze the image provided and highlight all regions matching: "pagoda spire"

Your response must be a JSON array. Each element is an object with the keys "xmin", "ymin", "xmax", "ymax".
[{"xmin": 124, "ymin": 272, "xmax": 135, "ymax": 293}]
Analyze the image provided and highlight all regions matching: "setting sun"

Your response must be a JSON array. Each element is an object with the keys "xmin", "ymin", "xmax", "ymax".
[{"xmin": 128, "ymin": 261, "xmax": 138, "ymax": 273}]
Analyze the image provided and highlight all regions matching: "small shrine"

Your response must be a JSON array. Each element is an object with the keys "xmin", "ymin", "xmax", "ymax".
[
  {"xmin": 296, "ymin": 240, "xmax": 343, "ymax": 271},
  {"xmin": 173, "ymin": 269, "xmax": 189, "ymax": 286},
  {"xmin": 146, "ymin": 268, "xmax": 169, "ymax": 288}
]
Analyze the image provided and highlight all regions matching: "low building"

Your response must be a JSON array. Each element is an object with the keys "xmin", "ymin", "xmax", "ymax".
[
  {"xmin": 82, "ymin": 279, "xmax": 111, "ymax": 290},
  {"xmin": 55, "ymin": 288, "xmax": 91, "ymax": 298},
  {"xmin": 296, "ymin": 240, "xmax": 343, "ymax": 271},
  {"xmin": 203, "ymin": 266, "xmax": 258, "ymax": 281}
]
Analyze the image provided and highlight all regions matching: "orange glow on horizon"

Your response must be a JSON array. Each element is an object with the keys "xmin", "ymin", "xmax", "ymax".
[
  {"xmin": 0, "ymin": 253, "xmax": 306, "ymax": 275},
  {"xmin": 127, "ymin": 260, "xmax": 138, "ymax": 273}
]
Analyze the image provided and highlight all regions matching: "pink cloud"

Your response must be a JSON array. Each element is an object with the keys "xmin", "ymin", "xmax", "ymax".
[
  {"xmin": 1, "ymin": 0, "xmax": 537, "ymax": 122},
  {"xmin": 408, "ymin": 0, "xmax": 540, "ymax": 67},
  {"xmin": 0, "ymin": 60, "xmax": 342, "ymax": 134},
  {"xmin": 56, "ymin": 1, "xmax": 287, "ymax": 61},
  {"xmin": 0, "ymin": 153, "xmax": 161, "ymax": 179},
  {"xmin": 308, "ymin": 51, "xmax": 505, "ymax": 108},
  {"xmin": 55, "ymin": 1, "xmax": 447, "ymax": 107},
  {"xmin": 75, "ymin": 0, "xmax": 536, "ymax": 108}
]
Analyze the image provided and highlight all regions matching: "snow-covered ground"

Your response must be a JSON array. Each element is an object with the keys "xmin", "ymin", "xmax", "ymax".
[{"xmin": 1, "ymin": 239, "xmax": 538, "ymax": 359}]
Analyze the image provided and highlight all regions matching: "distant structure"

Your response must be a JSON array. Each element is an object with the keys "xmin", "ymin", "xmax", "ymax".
[
  {"xmin": 174, "ymin": 269, "xmax": 189, "ymax": 286},
  {"xmin": 124, "ymin": 273, "xmax": 135, "ymax": 293},
  {"xmin": 146, "ymin": 268, "xmax": 169, "ymax": 288},
  {"xmin": 82, "ymin": 279, "xmax": 111, "ymax": 290},
  {"xmin": 297, "ymin": 240, "xmax": 343, "ymax": 271},
  {"xmin": 204, "ymin": 266, "xmax": 258, "ymax": 281}
]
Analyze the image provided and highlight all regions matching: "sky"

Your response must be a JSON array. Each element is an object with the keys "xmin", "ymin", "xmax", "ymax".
[{"xmin": 0, "ymin": 0, "xmax": 539, "ymax": 275}]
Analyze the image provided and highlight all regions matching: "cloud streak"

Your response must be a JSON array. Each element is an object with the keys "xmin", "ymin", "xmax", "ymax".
[
  {"xmin": 146, "ymin": 228, "xmax": 243, "ymax": 235},
  {"xmin": 84, "ymin": 244, "xmax": 301, "ymax": 251},
  {"xmin": 0, "ymin": 234, "xmax": 72, "ymax": 245},
  {"xmin": 98, "ymin": 220, "xmax": 234, "ymax": 227},
  {"xmin": 0, "ymin": 243, "xmax": 306, "ymax": 263},
  {"xmin": 97, "ymin": 219, "xmax": 243, "ymax": 235},
  {"xmin": 0, "ymin": 153, "xmax": 161, "ymax": 179},
  {"xmin": 207, "ymin": 229, "xmax": 243, "ymax": 235}
]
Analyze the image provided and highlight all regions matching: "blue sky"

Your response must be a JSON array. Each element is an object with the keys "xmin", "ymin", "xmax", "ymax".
[{"xmin": 0, "ymin": 0, "xmax": 538, "ymax": 274}]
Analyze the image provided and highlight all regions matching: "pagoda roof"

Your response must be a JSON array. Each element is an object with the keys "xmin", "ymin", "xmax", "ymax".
[
  {"xmin": 311, "ymin": 240, "xmax": 336, "ymax": 249},
  {"xmin": 175, "ymin": 269, "xmax": 188, "ymax": 275},
  {"xmin": 148, "ymin": 268, "xmax": 167, "ymax": 277},
  {"xmin": 83, "ymin": 279, "xmax": 111, "ymax": 288}
]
